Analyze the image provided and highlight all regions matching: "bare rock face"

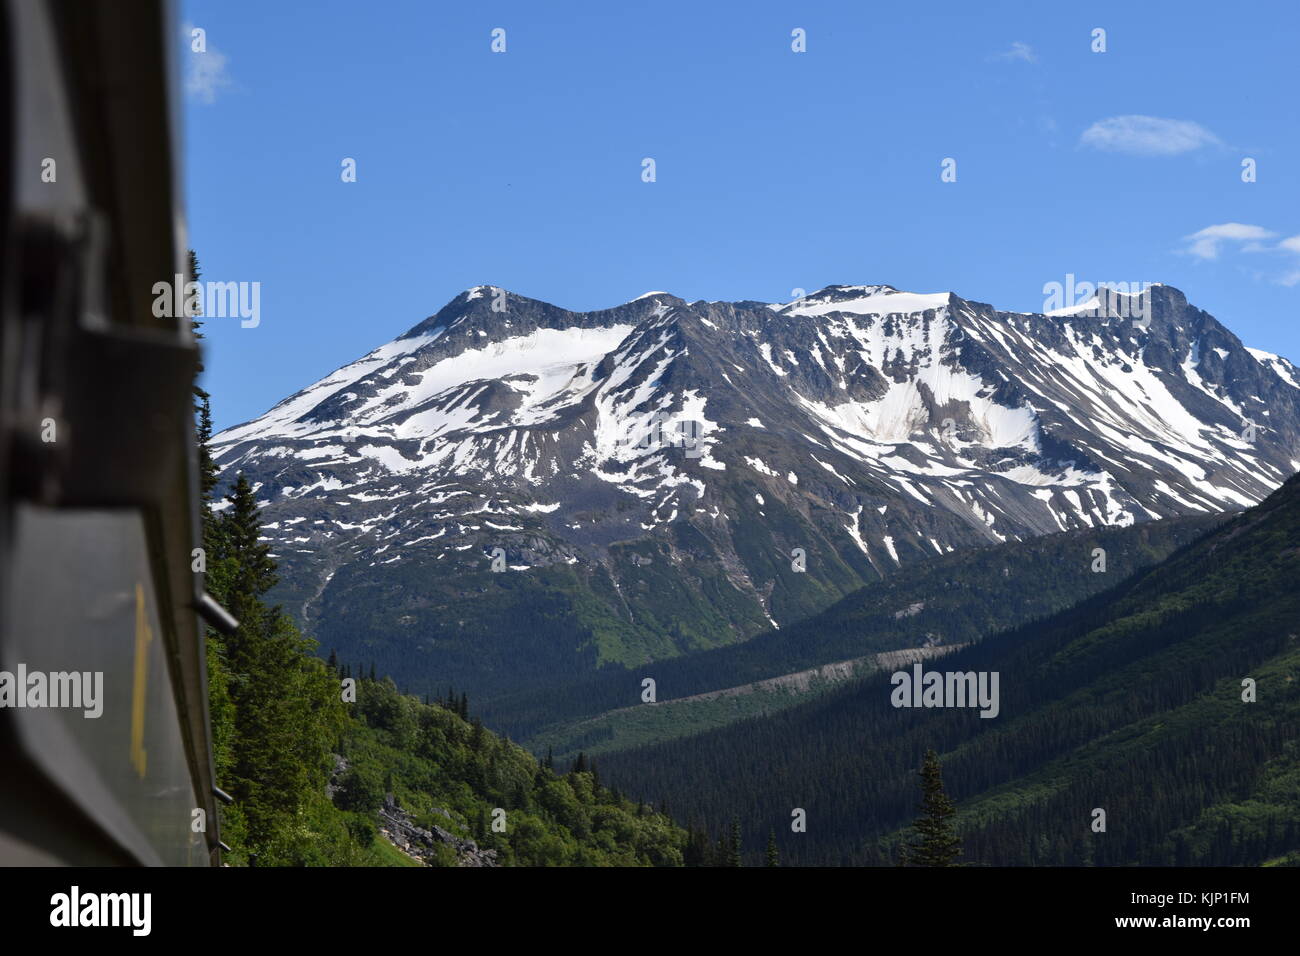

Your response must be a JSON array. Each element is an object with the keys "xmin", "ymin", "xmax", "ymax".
[{"xmin": 376, "ymin": 793, "xmax": 498, "ymax": 868}]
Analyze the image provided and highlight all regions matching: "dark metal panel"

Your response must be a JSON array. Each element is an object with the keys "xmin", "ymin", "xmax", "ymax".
[{"xmin": 2, "ymin": 505, "xmax": 207, "ymax": 865}]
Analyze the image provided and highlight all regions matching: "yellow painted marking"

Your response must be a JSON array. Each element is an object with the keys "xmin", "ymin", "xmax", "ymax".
[{"xmin": 130, "ymin": 582, "xmax": 152, "ymax": 778}]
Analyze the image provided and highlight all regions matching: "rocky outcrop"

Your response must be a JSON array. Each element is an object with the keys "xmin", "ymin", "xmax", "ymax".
[{"xmin": 376, "ymin": 793, "xmax": 498, "ymax": 868}]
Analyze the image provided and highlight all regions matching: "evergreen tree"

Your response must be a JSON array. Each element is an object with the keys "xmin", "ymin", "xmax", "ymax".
[
  {"xmin": 765, "ymin": 828, "xmax": 779, "ymax": 867},
  {"xmin": 684, "ymin": 825, "xmax": 711, "ymax": 867},
  {"xmin": 219, "ymin": 474, "xmax": 278, "ymax": 599},
  {"xmin": 908, "ymin": 749, "xmax": 962, "ymax": 866},
  {"xmin": 727, "ymin": 817, "xmax": 743, "ymax": 867},
  {"xmin": 188, "ymin": 248, "xmax": 238, "ymax": 792},
  {"xmin": 188, "ymin": 249, "xmax": 213, "ymax": 487}
]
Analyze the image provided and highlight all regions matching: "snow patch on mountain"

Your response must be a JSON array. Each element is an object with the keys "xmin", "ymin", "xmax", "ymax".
[{"xmin": 211, "ymin": 281, "xmax": 1300, "ymax": 647}]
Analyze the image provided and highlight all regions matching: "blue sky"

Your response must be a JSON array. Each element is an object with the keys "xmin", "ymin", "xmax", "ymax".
[{"xmin": 182, "ymin": 0, "xmax": 1300, "ymax": 431}]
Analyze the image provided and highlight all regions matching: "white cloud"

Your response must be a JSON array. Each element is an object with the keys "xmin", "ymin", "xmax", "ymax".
[
  {"xmin": 1181, "ymin": 225, "xmax": 1300, "ymax": 286},
  {"xmin": 1277, "ymin": 236, "xmax": 1300, "ymax": 286},
  {"xmin": 1182, "ymin": 223, "xmax": 1277, "ymax": 260},
  {"xmin": 992, "ymin": 41, "xmax": 1038, "ymax": 63},
  {"xmin": 1080, "ymin": 115, "xmax": 1221, "ymax": 156},
  {"xmin": 184, "ymin": 25, "xmax": 233, "ymax": 104}
]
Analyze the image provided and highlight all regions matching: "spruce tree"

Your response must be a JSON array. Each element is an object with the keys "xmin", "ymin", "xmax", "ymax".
[
  {"xmin": 196, "ymin": 393, "xmax": 218, "ymax": 499},
  {"xmin": 188, "ymin": 249, "xmax": 238, "ymax": 792},
  {"xmin": 908, "ymin": 749, "xmax": 962, "ymax": 866},
  {"xmin": 220, "ymin": 474, "xmax": 278, "ymax": 599},
  {"xmin": 189, "ymin": 248, "xmax": 212, "ymax": 468},
  {"xmin": 727, "ymin": 817, "xmax": 743, "ymax": 867}
]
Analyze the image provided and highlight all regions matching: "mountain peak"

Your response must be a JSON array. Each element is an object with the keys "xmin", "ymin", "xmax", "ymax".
[
  {"xmin": 398, "ymin": 286, "xmax": 579, "ymax": 340},
  {"xmin": 776, "ymin": 284, "xmax": 953, "ymax": 317}
]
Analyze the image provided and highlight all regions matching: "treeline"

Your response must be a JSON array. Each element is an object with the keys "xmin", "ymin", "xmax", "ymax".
[
  {"xmin": 483, "ymin": 512, "xmax": 1226, "ymax": 742},
  {"xmin": 597, "ymin": 476, "xmax": 1300, "ymax": 866}
]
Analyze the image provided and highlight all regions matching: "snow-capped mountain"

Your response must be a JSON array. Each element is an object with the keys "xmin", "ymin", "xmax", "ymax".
[{"xmin": 212, "ymin": 282, "xmax": 1300, "ymax": 697}]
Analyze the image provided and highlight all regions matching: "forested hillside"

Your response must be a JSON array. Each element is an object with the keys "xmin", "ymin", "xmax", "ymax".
[
  {"xmin": 598, "ymin": 475, "xmax": 1300, "ymax": 866},
  {"xmin": 488, "ymin": 512, "xmax": 1226, "ymax": 743}
]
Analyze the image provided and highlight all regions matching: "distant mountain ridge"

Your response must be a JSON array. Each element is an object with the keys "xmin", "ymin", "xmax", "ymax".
[{"xmin": 211, "ymin": 282, "xmax": 1300, "ymax": 698}]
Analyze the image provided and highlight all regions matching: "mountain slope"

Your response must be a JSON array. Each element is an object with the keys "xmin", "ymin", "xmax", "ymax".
[
  {"xmin": 212, "ymin": 282, "xmax": 1300, "ymax": 699},
  {"xmin": 335, "ymin": 675, "xmax": 686, "ymax": 867},
  {"xmin": 487, "ymin": 512, "xmax": 1226, "ymax": 744},
  {"xmin": 597, "ymin": 474, "xmax": 1300, "ymax": 866}
]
